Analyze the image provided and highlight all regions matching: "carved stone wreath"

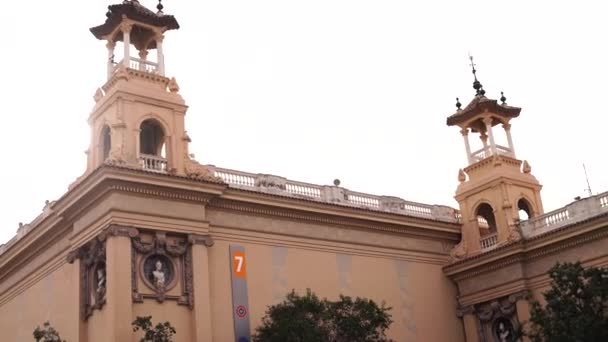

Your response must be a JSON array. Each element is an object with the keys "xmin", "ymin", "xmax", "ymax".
[{"xmin": 67, "ymin": 236, "xmax": 107, "ymax": 320}]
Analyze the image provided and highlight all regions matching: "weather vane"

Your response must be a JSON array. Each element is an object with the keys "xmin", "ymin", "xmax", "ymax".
[
  {"xmin": 469, "ymin": 54, "xmax": 485, "ymax": 96},
  {"xmin": 157, "ymin": 0, "xmax": 164, "ymax": 14}
]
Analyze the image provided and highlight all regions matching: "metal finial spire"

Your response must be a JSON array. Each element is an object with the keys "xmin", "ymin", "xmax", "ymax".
[
  {"xmin": 456, "ymin": 97, "xmax": 462, "ymax": 110},
  {"xmin": 500, "ymin": 91, "xmax": 507, "ymax": 105},
  {"xmin": 157, "ymin": 0, "xmax": 164, "ymax": 14},
  {"xmin": 469, "ymin": 54, "xmax": 485, "ymax": 96}
]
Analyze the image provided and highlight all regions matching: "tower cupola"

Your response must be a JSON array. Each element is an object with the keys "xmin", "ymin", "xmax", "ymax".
[
  {"xmin": 448, "ymin": 58, "xmax": 544, "ymax": 260},
  {"xmin": 90, "ymin": 0, "xmax": 179, "ymax": 79},
  {"xmin": 71, "ymin": 0, "xmax": 218, "ymax": 188}
]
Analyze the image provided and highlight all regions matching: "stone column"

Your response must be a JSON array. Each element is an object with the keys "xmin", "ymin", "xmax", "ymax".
[
  {"xmin": 457, "ymin": 305, "xmax": 480, "ymax": 342},
  {"xmin": 461, "ymin": 128, "xmax": 473, "ymax": 164},
  {"xmin": 503, "ymin": 123, "xmax": 515, "ymax": 157},
  {"xmin": 121, "ymin": 23, "xmax": 133, "ymax": 68},
  {"xmin": 106, "ymin": 41, "xmax": 116, "ymax": 79},
  {"xmin": 138, "ymin": 50, "xmax": 149, "ymax": 71},
  {"xmin": 189, "ymin": 234, "xmax": 214, "ymax": 341},
  {"xmin": 483, "ymin": 117, "xmax": 497, "ymax": 156},
  {"xmin": 479, "ymin": 133, "xmax": 488, "ymax": 159},
  {"xmin": 156, "ymin": 34, "xmax": 165, "ymax": 75}
]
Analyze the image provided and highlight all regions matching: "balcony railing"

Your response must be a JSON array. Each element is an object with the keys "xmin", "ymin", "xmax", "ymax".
[
  {"xmin": 140, "ymin": 154, "xmax": 167, "ymax": 172},
  {"xmin": 206, "ymin": 166, "xmax": 461, "ymax": 223},
  {"xmin": 113, "ymin": 57, "xmax": 160, "ymax": 75},
  {"xmin": 480, "ymin": 233, "xmax": 498, "ymax": 251},
  {"xmin": 471, "ymin": 144, "xmax": 514, "ymax": 163}
]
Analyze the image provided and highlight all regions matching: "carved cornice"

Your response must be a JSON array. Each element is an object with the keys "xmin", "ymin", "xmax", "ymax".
[
  {"xmin": 106, "ymin": 181, "xmax": 215, "ymax": 204},
  {"xmin": 209, "ymin": 198, "xmax": 459, "ymax": 242}
]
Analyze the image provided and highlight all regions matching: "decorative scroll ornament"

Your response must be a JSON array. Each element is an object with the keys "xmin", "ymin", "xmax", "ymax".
[
  {"xmin": 522, "ymin": 160, "xmax": 532, "ymax": 173},
  {"xmin": 168, "ymin": 77, "xmax": 180, "ymax": 93},
  {"xmin": 458, "ymin": 169, "xmax": 467, "ymax": 183},
  {"xmin": 184, "ymin": 153, "xmax": 224, "ymax": 183},
  {"xmin": 450, "ymin": 239, "xmax": 468, "ymax": 261},
  {"xmin": 93, "ymin": 88, "xmax": 104, "ymax": 102},
  {"xmin": 507, "ymin": 224, "xmax": 522, "ymax": 242}
]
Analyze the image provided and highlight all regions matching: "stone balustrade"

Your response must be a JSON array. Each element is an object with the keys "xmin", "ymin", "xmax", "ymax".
[
  {"xmin": 207, "ymin": 166, "xmax": 461, "ymax": 223},
  {"xmin": 139, "ymin": 154, "xmax": 167, "ymax": 172},
  {"xmin": 520, "ymin": 191, "xmax": 608, "ymax": 238},
  {"xmin": 480, "ymin": 233, "xmax": 498, "ymax": 251}
]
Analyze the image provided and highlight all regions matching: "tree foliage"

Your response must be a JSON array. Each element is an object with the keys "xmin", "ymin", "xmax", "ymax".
[
  {"xmin": 253, "ymin": 289, "xmax": 394, "ymax": 342},
  {"xmin": 132, "ymin": 316, "xmax": 176, "ymax": 342},
  {"xmin": 527, "ymin": 262, "xmax": 608, "ymax": 342},
  {"xmin": 33, "ymin": 321, "xmax": 66, "ymax": 342}
]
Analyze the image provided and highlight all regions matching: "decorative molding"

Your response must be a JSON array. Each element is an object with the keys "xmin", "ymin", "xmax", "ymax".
[
  {"xmin": 107, "ymin": 181, "xmax": 215, "ymax": 204},
  {"xmin": 456, "ymin": 304, "xmax": 475, "ymax": 318},
  {"xmin": 188, "ymin": 234, "xmax": 214, "ymax": 247},
  {"xmin": 130, "ymin": 229, "xmax": 205, "ymax": 309},
  {"xmin": 507, "ymin": 289, "xmax": 530, "ymax": 303},
  {"xmin": 209, "ymin": 199, "xmax": 459, "ymax": 242},
  {"xmin": 66, "ymin": 236, "xmax": 107, "ymax": 321}
]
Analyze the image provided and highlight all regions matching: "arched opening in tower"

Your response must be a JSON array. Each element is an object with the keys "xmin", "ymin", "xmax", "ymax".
[
  {"xmin": 140, "ymin": 119, "xmax": 165, "ymax": 157},
  {"xmin": 517, "ymin": 199, "xmax": 533, "ymax": 221},
  {"xmin": 476, "ymin": 203, "xmax": 497, "ymax": 236},
  {"xmin": 101, "ymin": 125, "xmax": 111, "ymax": 161}
]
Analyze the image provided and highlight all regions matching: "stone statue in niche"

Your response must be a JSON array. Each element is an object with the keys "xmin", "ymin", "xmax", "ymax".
[
  {"xmin": 143, "ymin": 254, "xmax": 174, "ymax": 293},
  {"xmin": 96, "ymin": 267, "xmax": 106, "ymax": 297},
  {"xmin": 93, "ymin": 263, "xmax": 106, "ymax": 303},
  {"xmin": 493, "ymin": 317, "xmax": 514, "ymax": 342},
  {"xmin": 153, "ymin": 260, "xmax": 166, "ymax": 290}
]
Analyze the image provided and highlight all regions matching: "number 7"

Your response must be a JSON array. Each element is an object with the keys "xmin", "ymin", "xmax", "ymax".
[{"xmin": 235, "ymin": 255, "xmax": 244, "ymax": 272}]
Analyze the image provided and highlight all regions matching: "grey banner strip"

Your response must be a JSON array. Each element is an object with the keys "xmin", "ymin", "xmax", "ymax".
[{"xmin": 230, "ymin": 245, "xmax": 252, "ymax": 342}]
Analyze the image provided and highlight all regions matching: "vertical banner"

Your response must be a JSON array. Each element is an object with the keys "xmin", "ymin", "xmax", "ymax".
[{"xmin": 230, "ymin": 245, "xmax": 251, "ymax": 342}]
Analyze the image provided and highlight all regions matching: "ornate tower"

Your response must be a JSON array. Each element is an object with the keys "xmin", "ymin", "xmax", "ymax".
[
  {"xmin": 448, "ymin": 59, "xmax": 543, "ymax": 260},
  {"xmin": 78, "ymin": 0, "xmax": 215, "ymax": 186}
]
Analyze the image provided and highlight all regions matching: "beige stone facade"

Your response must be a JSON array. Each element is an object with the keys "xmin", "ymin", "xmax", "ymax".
[{"xmin": 1, "ymin": 2, "xmax": 607, "ymax": 342}]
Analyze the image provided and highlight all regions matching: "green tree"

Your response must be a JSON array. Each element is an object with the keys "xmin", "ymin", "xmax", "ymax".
[
  {"xmin": 33, "ymin": 321, "xmax": 66, "ymax": 342},
  {"xmin": 253, "ymin": 289, "xmax": 394, "ymax": 342},
  {"xmin": 526, "ymin": 262, "xmax": 608, "ymax": 342},
  {"xmin": 132, "ymin": 316, "xmax": 177, "ymax": 342}
]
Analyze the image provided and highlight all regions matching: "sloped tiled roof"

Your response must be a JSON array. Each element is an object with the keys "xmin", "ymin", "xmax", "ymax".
[
  {"xmin": 90, "ymin": 0, "xmax": 179, "ymax": 40},
  {"xmin": 446, "ymin": 95, "xmax": 521, "ymax": 126}
]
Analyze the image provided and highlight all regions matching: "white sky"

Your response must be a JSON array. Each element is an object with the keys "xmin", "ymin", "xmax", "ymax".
[{"xmin": 1, "ymin": 0, "xmax": 607, "ymax": 245}]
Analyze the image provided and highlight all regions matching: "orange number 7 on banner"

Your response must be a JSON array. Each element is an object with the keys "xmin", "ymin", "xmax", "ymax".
[{"xmin": 232, "ymin": 250, "xmax": 247, "ymax": 278}]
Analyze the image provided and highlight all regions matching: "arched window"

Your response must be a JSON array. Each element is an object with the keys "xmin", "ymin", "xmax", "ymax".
[
  {"xmin": 517, "ymin": 198, "xmax": 533, "ymax": 221},
  {"xmin": 476, "ymin": 203, "xmax": 497, "ymax": 236},
  {"xmin": 140, "ymin": 119, "xmax": 165, "ymax": 157},
  {"xmin": 101, "ymin": 125, "xmax": 111, "ymax": 161}
]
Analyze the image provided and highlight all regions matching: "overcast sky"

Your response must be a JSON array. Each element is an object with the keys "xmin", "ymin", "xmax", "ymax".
[{"xmin": 1, "ymin": 0, "xmax": 607, "ymax": 245}]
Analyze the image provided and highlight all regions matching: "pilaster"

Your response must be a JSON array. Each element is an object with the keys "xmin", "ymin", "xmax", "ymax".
[
  {"xmin": 189, "ymin": 234, "xmax": 214, "ymax": 341},
  {"xmin": 105, "ymin": 233, "xmax": 133, "ymax": 341},
  {"xmin": 457, "ymin": 305, "xmax": 480, "ymax": 342}
]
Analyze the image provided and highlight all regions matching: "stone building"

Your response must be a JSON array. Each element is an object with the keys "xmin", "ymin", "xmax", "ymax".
[{"xmin": 0, "ymin": 1, "xmax": 607, "ymax": 341}]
